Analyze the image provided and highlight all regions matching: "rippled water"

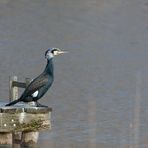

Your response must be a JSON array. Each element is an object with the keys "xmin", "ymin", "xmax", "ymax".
[{"xmin": 0, "ymin": 0, "xmax": 148, "ymax": 147}]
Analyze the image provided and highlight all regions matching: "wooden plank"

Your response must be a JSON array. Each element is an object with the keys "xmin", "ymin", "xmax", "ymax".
[
  {"xmin": 0, "ymin": 107, "xmax": 24, "ymax": 113},
  {"xmin": 12, "ymin": 81, "xmax": 26, "ymax": 88},
  {"xmin": 12, "ymin": 78, "xmax": 31, "ymax": 88}
]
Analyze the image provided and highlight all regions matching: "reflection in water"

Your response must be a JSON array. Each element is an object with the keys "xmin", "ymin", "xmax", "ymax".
[{"xmin": 0, "ymin": 0, "xmax": 148, "ymax": 147}]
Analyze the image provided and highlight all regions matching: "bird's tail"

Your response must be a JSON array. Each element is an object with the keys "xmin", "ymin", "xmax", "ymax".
[{"xmin": 5, "ymin": 99, "xmax": 21, "ymax": 106}]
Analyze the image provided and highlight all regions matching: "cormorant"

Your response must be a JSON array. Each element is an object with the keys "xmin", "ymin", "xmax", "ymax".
[{"xmin": 5, "ymin": 48, "xmax": 66, "ymax": 107}]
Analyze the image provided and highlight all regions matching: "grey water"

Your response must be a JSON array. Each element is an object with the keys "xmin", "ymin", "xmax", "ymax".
[{"xmin": 0, "ymin": 0, "xmax": 148, "ymax": 147}]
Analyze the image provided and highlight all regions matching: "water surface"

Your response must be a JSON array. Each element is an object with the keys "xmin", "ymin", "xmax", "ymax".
[{"xmin": 0, "ymin": 0, "xmax": 148, "ymax": 147}]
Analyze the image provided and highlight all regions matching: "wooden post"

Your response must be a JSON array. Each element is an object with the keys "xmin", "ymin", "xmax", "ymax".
[
  {"xmin": 9, "ymin": 76, "xmax": 21, "ymax": 147},
  {"xmin": 9, "ymin": 76, "xmax": 19, "ymax": 102},
  {"xmin": 0, "ymin": 76, "xmax": 19, "ymax": 144},
  {"xmin": 21, "ymin": 132, "xmax": 39, "ymax": 147},
  {"xmin": 0, "ymin": 106, "xmax": 51, "ymax": 146},
  {"xmin": 0, "ymin": 76, "xmax": 52, "ymax": 146}
]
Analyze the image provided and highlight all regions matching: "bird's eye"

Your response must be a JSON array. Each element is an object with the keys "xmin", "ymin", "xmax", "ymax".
[
  {"xmin": 51, "ymin": 49, "xmax": 56, "ymax": 54},
  {"xmin": 51, "ymin": 49, "xmax": 58, "ymax": 55}
]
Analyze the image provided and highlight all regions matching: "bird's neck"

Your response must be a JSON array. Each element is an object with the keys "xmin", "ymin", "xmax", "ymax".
[{"xmin": 44, "ymin": 59, "xmax": 54, "ymax": 76}]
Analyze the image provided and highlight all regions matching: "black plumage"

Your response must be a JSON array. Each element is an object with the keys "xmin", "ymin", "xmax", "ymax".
[{"xmin": 5, "ymin": 48, "xmax": 66, "ymax": 107}]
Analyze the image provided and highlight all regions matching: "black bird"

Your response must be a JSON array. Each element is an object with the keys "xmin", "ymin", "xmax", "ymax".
[{"xmin": 5, "ymin": 48, "xmax": 66, "ymax": 107}]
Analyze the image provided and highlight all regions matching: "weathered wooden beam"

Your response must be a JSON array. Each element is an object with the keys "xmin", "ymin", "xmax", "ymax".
[
  {"xmin": 0, "ymin": 107, "xmax": 51, "ymax": 132},
  {"xmin": 12, "ymin": 81, "xmax": 26, "ymax": 88},
  {"xmin": 11, "ymin": 77, "xmax": 31, "ymax": 89}
]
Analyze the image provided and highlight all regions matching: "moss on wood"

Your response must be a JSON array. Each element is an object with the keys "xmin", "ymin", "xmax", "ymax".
[{"xmin": 14, "ymin": 119, "xmax": 50, "ymax": 132}]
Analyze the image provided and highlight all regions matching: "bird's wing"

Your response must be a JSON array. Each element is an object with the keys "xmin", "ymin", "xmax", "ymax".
[{"xmin": 21, "ymin": 74, "xmax": 49, "ymax": 98}]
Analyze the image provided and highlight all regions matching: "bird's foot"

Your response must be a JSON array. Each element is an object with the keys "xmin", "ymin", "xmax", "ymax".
[{"xmin": 36, "ymin": 102, "xmax": 48, "ymax": 107}]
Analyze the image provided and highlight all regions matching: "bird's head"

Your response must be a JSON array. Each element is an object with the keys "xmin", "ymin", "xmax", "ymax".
[{"xmin": 45, "ymin": 48, "xmax": 67, "ymax": 60}]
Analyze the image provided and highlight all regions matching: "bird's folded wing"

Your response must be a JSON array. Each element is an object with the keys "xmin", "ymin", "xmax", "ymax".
[{"xmin": 22, "ymin": 74, "xmax": 49, "ymax": 97}]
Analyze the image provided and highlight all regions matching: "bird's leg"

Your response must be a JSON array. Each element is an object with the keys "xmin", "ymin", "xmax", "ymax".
[{"xmin": 36, "ymin": 101, "xmax": 48, "ymax": 107}]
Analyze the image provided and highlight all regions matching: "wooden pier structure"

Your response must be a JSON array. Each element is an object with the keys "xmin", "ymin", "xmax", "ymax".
[{"xmin": 0, "ymin": 76, "xmax": 52, "ymax": 147}]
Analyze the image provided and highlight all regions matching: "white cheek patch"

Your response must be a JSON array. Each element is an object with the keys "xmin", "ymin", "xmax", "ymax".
[
  {"xmin": 54, "ymin": 51, "xmax": 58, "ymax": 55},
  {"xmin": 32, "ymin": 90, "xmax": 39, "ymax": 97}
]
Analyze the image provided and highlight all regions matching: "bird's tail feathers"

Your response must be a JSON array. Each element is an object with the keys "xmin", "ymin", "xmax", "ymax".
[{"xmin": 5, "ymin": 99, "xmax": 21, "ymax": 106}]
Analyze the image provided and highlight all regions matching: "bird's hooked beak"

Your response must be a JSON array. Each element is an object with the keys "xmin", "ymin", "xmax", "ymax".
[{"xmin": 57, "ymin": 50, "xmax": 68, "ymax": 55}]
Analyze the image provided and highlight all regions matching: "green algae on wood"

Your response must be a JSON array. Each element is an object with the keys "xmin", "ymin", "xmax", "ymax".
[
  {"xmin": 0, "ymin": 106, "xmax": 52, "ymax": 132},
  {"xmin": 14, "ymin": 118, "xmax": 50, "ymax": 132}
]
